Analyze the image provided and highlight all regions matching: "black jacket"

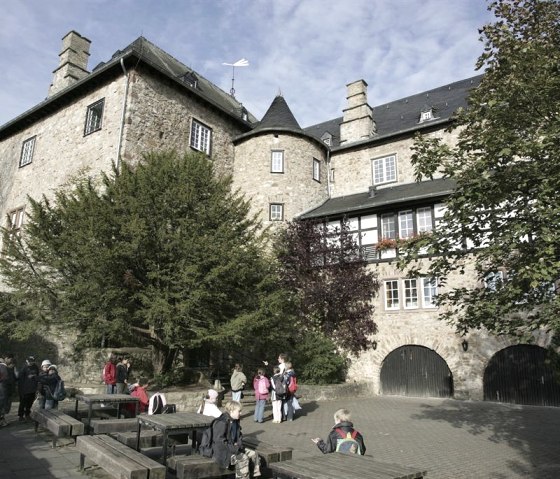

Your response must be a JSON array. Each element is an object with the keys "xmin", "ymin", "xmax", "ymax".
[
  {"xmin": 37, "ymin": 372, "xmax": 60, "ymax": 399},
  {"xmin": 316, "ymin": 421, "xmax": 366, "ymax": 455},
  {"xmin": 18, "ymin": 363, "xmax": 39, "ymax": 395},
  {"xmin": 211, "ymin": 413, "xmax": 243, "ymax": 468}
]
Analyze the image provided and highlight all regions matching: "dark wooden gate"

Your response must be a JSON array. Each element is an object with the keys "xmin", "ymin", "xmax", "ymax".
[
  {"xmin": 380, "ymin": 345, "xmax": 453, "ymax": 398},
  {"xmin": 483, "ymin": 345, "xmax": 560, "ymax": 407}
]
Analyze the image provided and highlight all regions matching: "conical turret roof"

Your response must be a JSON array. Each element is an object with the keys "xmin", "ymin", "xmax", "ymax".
[{"xmin": 253, "ymin": 94, "xmax": 302, "ymax": 132}]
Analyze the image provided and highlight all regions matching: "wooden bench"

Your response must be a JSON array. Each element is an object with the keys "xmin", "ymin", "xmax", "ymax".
[
  {"xmin": 113, "ymin": 430, "xmax": 163, "ymax": 448},
  {"xmin": 168, "ymin": 438, "xmax": 292, "ymax": 479},
  {"xmin": 31, "ymin": 409, "xmax": 85, "ymax": 448},
  {"xmin": 76, "ymin": 434, "xmax": 166, "ymax": 479},
  {"xmin": 90, "ymin": 417, "xmax": 139, "ymax": 434}
]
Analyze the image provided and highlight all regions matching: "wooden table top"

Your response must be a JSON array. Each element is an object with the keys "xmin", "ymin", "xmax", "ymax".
[
  {"xmin": 138, "ymin": 411, "xmax": 213, "ymax": 431},
  {"xmin": 75, "ymin": 394, "xmax": 140, "ymax": 404},
  {"xmin": 269, "ymin": 453, "xmax": 427, "ymax": 479}
]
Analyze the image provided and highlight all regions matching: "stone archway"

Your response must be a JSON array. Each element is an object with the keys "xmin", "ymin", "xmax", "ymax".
[{"xmin": 380, "ymin": 345, "xmax": 453, "ymax": 398}]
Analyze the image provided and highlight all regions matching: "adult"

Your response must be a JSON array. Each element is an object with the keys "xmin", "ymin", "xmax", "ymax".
[
  {"xmin": 18, "ymin": 356, "xmax": 39, "ymax": 421},
  {"xmin": 197, "ymin": 389, "xmax": 222, "ymax": 418},
  {"xmin": 37, "ymin": 359, "xmax": 51, "ymax": 409},
  {"xmin": 263, "ymin": 353, "xmax": 288, "ymax": 374},
  {"xmin": 0, "ymin": 356, "xmax": 8, "ymax": 427},
  {"xmin": 102, "ymin": 354, "xmax": 117, "ymax": 394},
  {"xmin": 4, "ymin": 353, "xmax": 17, "ymax": 415},
  {"xmin": 230, "ymin": 364, "xmax": 247, "ymax": 402},
  {"xmin": 38, "ymin": 363, "xmax": 61, "ymax": 410}
]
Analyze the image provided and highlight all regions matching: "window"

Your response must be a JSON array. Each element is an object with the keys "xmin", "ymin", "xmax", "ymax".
[
  {"xmin": 19, "ymin": 137, "xmax": 36, "ymax": 167},
  {"xmin": 271, "ymin": 151, "xmax": 284, "ymax": 173},
  {"xmin": 384, "ymin": 280, "xmax": 400, "ymax": 310},
  {"xmin": 84, "ymin": 99, "xmax": 104, "ymax": 135},
  {"xmin": 6, "ymin": 206, "xmax": 25, "ymax": 240},
  {"xmin": 381, "ymin": 214, "xmax": 396, "ymax": 240},
  {"xmin": 313, "ymin": 158, "xmax": 321, "ymax": 182},
  {"xmin": 420, "ymin": 109, "xmax": 433, "ymax": 122},
  {"xmin": 422, "ymin": 277, "xmax": 437, "ymax": 307},
  {"xmin": 372, "ymin": 154, "xmax": 397, "ymax": 185},
  {"xmin": 269, "ymin": 203, "xmax": 284, "ymax": 221},
  {"xmin": 398, "ymin": 210, "xmax": 414, "ymax": 239},
  {"xmin": 190, "ymin": 119, "xmax": 212, "ymax": 154},
  {"xmin": 417, "ymin": 207, "xmax": 433, "ymax": 233},
  {"xmin": 404, "ymin": 279, "xmax": 419, "ymax": 309},
  {"xmin": 484, "ymin": 270, "xmax": 504, "ymax": 292}
]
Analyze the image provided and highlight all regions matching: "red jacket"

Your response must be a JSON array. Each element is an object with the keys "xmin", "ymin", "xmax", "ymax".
[{"xmin": 103, "ymin": 361, "xmax": 116, "ymax": 385}]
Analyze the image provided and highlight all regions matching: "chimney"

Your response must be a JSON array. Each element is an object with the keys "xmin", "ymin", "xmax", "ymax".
[
  {"xmin": 48, "ymin": 31, "xmax": 91, "ymax": 97},
  {"xmin": 339, "ymin": 79, "xmax": 376, "ymax": 145}
]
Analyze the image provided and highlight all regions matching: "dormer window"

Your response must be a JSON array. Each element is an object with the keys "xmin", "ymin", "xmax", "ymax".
[
  {"xmin": 419, "ymin": 107, "xmax": 434, "ymax": 123},
  {"xmin": 181, "ymin": 71, "xmax": 198, "ymax": 89},
  {"xmin": 321, "ymin": 132, "xmax": 333, "ymax": 146}
]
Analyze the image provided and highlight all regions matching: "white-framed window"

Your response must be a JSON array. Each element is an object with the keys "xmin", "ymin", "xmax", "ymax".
[
  {"xmin": 422, "ymin": 277, "xmax": 438, "ymax": 307},
  {"xmin": 484, "ymin": 270, "xmax": 504, "ymax": 292},
  {"xmin": 381, "ymin": 214, "xmax": 396, "ymax": 240},
  {"xmin": 313, "ymin": 158, "xmax": 321, "ymax": 182},
  {"xmin": 372, "ymin": 154, "xmax": 397, "ymax": 185},
  {"xmin": 84, "ymin": 99, "xmax": 104, "ymax": 136},
  {"xmin": 190, "ymin": 119, "xmax": 212, "ymax": 154},
  {"xmin": 19, "ymin": 136, "xmax": 36, "ymax": 167},
  {"xmin": 404, "ymin": 279, "xmax": 419, "ymax": 309},
  {"xmin": 271, "ymin": 151, "xmax": 284, "ymax": 173},
  {"xmin": 7, "ymin": 206, "xmax": 25, "ymax": 233},
  {"xmin": 269, "ymin": 203, "xmax": 284, "ymax": 221},
  {"xmin": 420, "ymin": 109, "xmax": 433, "ymax": 122},
  {"xmin": 398, "ymin": 210, "xmax": 414, "ymax": 239},
  {"xmin": 384, "ymin": 280, "xmax": 400, "ymax": 310},
  {"xmin": 417, "ymin": 207, "xmax": 433, "ymax": 233}
]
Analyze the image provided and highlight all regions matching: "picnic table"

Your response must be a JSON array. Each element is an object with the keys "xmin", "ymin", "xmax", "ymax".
[
  {"xmin": 136, "ymin": 411, "xmax": 213, "ymax": 466},
  {"xmin": 269, "ymin": 452, "xmax": 427, "ymax": 479},
  {"xmin": 75, "ymin": 393, "xmax": 139, "ymax": 433}
]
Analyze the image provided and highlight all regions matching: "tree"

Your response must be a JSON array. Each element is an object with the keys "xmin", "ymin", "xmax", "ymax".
[
  {"xmin": 401, "ymin": 0, "xmax": 560, "ymax": 339},
  {"xmin": 276, "ymin": 218, "xmax": 378, "ymax": 352},
  {"xmin": 0, "ymin": 151, "xmax": 280, "ymax": 372}
]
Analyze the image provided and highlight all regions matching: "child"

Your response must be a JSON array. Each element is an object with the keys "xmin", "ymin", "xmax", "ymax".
[
  {"xmin": 312, "ymin": 408, "xmax": 366, "ymax": 455},
  {"xmin": 230, "ymin": 364, "xmax": 247, "ymax": 402},
  {"xmin": 263, "ymin": 353, "xmax": 288, "ymax": 374},
  {"xmin": 283, "ymin": 361, "xmax": 297, "ymax": 421},
  {"xmin": 270, "ymin": 366, "xmax": 284, "ymax": 423},
  {"xmin": 252, "ymin": 369, "xmax": 270, "ymax": 423},
  {"xmin": 211, "ymin": 401, "xmax": 261, "ymax": 478},
  {"xmin": 197, "ymin": 388, "xmax": 222, "ymax": 418}
]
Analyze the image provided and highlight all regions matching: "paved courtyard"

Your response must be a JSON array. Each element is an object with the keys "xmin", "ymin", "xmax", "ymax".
[{"xmin": 1, "ymin": 395, "xmax": 559, "ymax": 478}]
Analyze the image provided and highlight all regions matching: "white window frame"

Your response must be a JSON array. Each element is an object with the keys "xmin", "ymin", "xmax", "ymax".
[
  {"xmin": 384, "ymin": 280, "xmax": 400, "ymax": 310},
  {"xmin": 271, "ymin": 151, "xmax": 284, "ymax": 173},
  {"xmin": 404, "ymin": 279, "xmax": 419, "ymax": 309},
  {"xmin": 417, "ymin": 207, "xmax": 433, "ymax": 233},
  {"xmin": 398, "ymin": 210, "xmax": 414, "ymax": 239},
  {"xmin": 381, "ymin": 214, "xmax": 396, "ymax": 240},
  {"xmin": 312, "ymin": 158, "xmax": 321, "ymax": 182},
  {"xmin": 422, "ymin": 277, "xmax": 438, "ymax": 308},
  {"xmin": 19, "ymin": 136, "xmax": 36, "ymax": 167},
  {"xmin": 84, "ymin": 99, "xmax": 104, "ymax": 136},
  {"xmin": 269, "ymin": 203, "xmax": 284, "ymax": 221},
  {"xmin": 190, "ymin": 119, "xmax": 212, "ymax": 154},
  {"xmin": 372, "ymin": 154, "xmax": 397, "ymax": 185},
  {"xmin": 484, "ymin": 270, "xmax": 504, "ymax": 292}
]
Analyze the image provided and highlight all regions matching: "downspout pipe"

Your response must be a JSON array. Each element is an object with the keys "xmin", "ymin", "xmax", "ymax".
[{"xmin": 116, "ymin": 58, "xmax": 130, "ymax": 170}]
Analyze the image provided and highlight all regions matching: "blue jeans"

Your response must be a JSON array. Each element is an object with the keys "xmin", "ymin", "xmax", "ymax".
[
  {"xmin": 106, "ymin": 384, "xmax": 117, "ymax": 394},
  {"xmin": 254, "ymin": 399, "xmax": 266, "ymax": 422}
]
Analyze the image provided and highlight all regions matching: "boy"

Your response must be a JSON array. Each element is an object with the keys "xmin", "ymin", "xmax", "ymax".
[{"xmin": 312, "ymin": 408, "xmax": 366, "ymax": 455}]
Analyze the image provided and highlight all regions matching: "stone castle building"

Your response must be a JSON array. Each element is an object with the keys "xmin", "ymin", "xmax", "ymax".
[{"xmin": 1, "ymin": 31, "xmax": 557, "ymax": 405}]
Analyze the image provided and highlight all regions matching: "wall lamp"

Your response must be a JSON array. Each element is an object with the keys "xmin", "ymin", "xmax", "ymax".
[
  {"xmin": 461, "ymin": 339, "xmax": 469, "ymax": 352},
  {"xmin": 372, "ymin": 341, "xmax": 378, "ymax": 350}
]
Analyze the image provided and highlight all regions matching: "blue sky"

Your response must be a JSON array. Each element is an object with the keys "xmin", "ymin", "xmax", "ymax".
[{"xmin": 0, "ymin": 0, "xmax": 493, "ymax": 128}]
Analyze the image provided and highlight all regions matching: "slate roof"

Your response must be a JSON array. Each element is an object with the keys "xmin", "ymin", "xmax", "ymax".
[
  {"xmin": 0, "ymin": 36, "xmax": 256, "ymax": 139},
  {"xmin": 300, "ymin": 177, "xmax": 456, "ymax": 219},
  {"xmin": 304, "ymin": 75, "xmax": 483, "ymax": 149}
]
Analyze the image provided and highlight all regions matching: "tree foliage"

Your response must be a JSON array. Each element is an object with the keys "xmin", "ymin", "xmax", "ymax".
[
  {"xmin": 276, "ymin": 218, "xmax": 378, "ymax": 351},
  {"xmin": 0, "ymin": 151, "xmax": 281, "ymax": 372},
  {"xmin": 402, "ymin": 0, "xmax": 560, "ymax": 339}
]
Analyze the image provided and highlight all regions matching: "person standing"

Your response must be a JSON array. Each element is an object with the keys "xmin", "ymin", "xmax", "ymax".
[
  {"xmin": 17, "ymin": 356, "xmax": 39, "ymax": 421},
  {"xmin": 0, "ymin": 356, "xmax": 9, "ymax": 427},
  {"xmin": 230, "ymin": 364, "xmax": 247, "ymax": 402},
  {"xmin": 270, "ymin": 366, "xmax": 285, "ymax": 424},
  {"xmin": 253, "ymin": 369, "xmax": 270, "ymax": 423},
  {"xmin": 36, "ymin": 359, "xmax": 51, "ymax": 409},
  {"xmin": 263, "ymin": 353, "xmax": 288, "ymax": 374},
  {"xmin": 283, "ymin": 361, "xmax": 297, "ymax": 422},
  {"xmin": 102, "ymin": 354, "xmax": 117, "ymax": 394},
  {"xmin": 4, "ymin": 353, "xmax": 17, "ymax": 415},
  {"xmin": 38, "ymin": 364, "xmax": 62, "ymax": 410},
  {"xmin": 116, "ymin": 356, "xmax": 128, "ymax": 394}
]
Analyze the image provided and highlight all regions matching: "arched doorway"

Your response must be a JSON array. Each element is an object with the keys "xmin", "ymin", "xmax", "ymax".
[
  {"xmin": 380, "ymin": 345, "xmax": 453, "ymax": 398},
  {"xmin": 483, "ymin": 345, "xmax": 560, "ymax": 406}
]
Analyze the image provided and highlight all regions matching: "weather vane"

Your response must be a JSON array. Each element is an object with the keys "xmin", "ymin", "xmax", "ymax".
[{"xmin": 222, "ymin": 58, "xmax": 249, "ymax": 97}]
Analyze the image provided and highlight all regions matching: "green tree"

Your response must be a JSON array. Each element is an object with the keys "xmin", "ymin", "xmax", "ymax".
[
  {"xmin": 401, "ymin": 0, "xmax": 560, "ymax": 338},
  {"xmin": 276, "ymin": 218, "xmax": 378, "ymax": 352},
  {"xmin": 0, "ymin": 151, "xmax": 280, "ymax": 372}
]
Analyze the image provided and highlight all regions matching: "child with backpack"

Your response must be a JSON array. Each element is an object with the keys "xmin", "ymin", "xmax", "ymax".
[
  {"xmin": 270, "ymin": 366, "xmax": 285, "ymax": 423},
  {"xmin": 282, "ymin": 361, "xmax": 297, "ymax": 421},
  {"xmin": 312, "ymin": 408, "xmax": 366, "ymax": 455},
  {"xmin": 252, "ymin": 369, "xmax": 270, "ymax": 423}
]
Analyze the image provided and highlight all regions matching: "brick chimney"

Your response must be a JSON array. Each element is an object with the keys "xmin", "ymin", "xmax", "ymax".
[
  {"xmin": 339, "ymin": 79, "xmax": 376, "ymax": 145},
  {"xmin": 48, "ymin": 31, "xmax": 91, "ymax": 97}
]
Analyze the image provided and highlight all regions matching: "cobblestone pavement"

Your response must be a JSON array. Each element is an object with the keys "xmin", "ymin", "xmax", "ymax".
[{"xmin": 1, "ymin": 395, "xmax": 559, "ymax": 478}]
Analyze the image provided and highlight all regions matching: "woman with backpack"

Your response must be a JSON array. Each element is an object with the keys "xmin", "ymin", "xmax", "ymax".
[
  {"xmin": 37, "ymin": 364, "xmax": 62, "ymax": 410},
  {"xmin": 270, "ymin": 366, "xmax": 285, "ymax": 423},
  {"xmin": 252, "ymin": 369, "xmax": 270, "ymax": 423}
]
